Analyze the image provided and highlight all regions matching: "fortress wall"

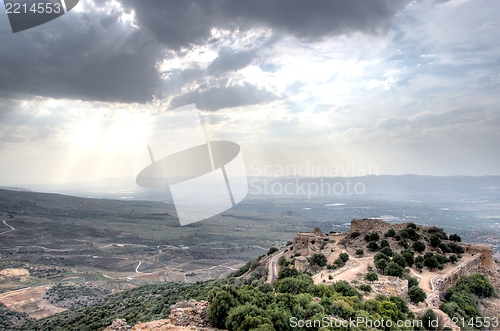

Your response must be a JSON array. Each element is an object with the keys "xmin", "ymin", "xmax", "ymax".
[
  {"xmin": 426, "ymin": 254, "xmax": 482, "ymax": 308},
  {"xmin": 349, "ymin": 218, "xmax": 410, "ymax": 234}
]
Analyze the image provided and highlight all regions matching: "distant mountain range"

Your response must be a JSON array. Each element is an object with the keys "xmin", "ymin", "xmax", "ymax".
[{"xmin": 6, "ymin": 174, "xmax": 500, "ymax": 202}]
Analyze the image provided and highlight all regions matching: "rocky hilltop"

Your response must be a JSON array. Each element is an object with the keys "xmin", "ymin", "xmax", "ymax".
[
  {"xmin": 106, "ymin": 219, "xmax": 500, "ymax": 331},
  {"xmin": 15, "ymin": 219, "xmax": 500, "ymax": 331}
]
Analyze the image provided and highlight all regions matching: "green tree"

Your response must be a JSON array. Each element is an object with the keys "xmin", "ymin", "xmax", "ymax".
[
  {"xmin": 277, "ymin": 256, "xmax": 286, "ymax": 266},
  {"xmin": 380, "ymin": 246, "xmax": 393, "ymax": 257},
  {"xmin": 429, "ymin": 235, "xmax": 441, "ymax": 248},
  {"xmin": 412, "ymin": 241, "xmax": 426, "ymax": 253},
  {"xmin": 277, "ymin": 267, "xmax": 299, "ymax": 280},
  {"xmin": 267, "ymin": 247, "xmax": 279, "ymax": 255},
  {"xmin": 380, "ymin": 239, "xmax": 390, "ymax": 248},
  {"xmin": 385, "ymin": 229, "xmax": 396, "ymax": 238},
  {"xmin": 339, "ymin": 253, "xmax": 349, "ymax": 263},
  {"xmin": 374, "ymin": 258, "xmax": 389, "ymax": 272},
  {"xmin": 392, "ymin": 253, "xmax": 407, "ymax": 268},
  {"xmin": 448, "ymin": 242, "xmax": 464, "ymax": 254},
  {"xmin": 350, "ymin": 231, "xmax": 361, "ymax": 239},
  {"xmin": 225, "ymin": 304, "xmax": 267, "ymax": 331},
  {"xmin": 276, "ymin": 277, "xmax": 313, "ymax": 295},
  {"xmin": 407, "ymin": 222, "xmax": 418, "ymax": 229},
  {"xmin": 208, "ymin": 289, "xmax": 238, "ymax": 328},
  {"xmin": 424, "ymin": 256, "xmax": 439, "ymax": 271},
  {"xmin": 309, "ymin": 253, "xmax": 327, "ymax": 267},
  {"xmin": 364, "ymin": 272, "xmax": 378, "ymax": 282},
  {"xmin": 401, "ymin": 250, "xmax": 415, "ymax": 267},
  {"xmin": 385, "ymin": 262, "xmax": 404, "ymax": 278},
  {"xmin": 407, "ymin": 277, "xmax": 419, "ymax": 289},
  {"xmin": 422, "ymin": 309, "xmax": 437, "ymax": 330},
  {"xmin": 359, "ymin": 284, "xmax": 372, "ymax": 293},
  {"xmin": 367, "ymin": 241, "xmax": 379, "ymax": 251},
  {"xmin": 449, "ymin": 234, "xmax": 462, "ymax": 242},
  {"xmin": 408, "ymin": 286, "xmax": 427, "ymax": 305}
]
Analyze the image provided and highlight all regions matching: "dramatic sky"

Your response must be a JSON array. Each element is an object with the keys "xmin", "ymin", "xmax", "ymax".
[{"xmin": 0, "ymin": 0, "xmax": 499, "ymax": 186}]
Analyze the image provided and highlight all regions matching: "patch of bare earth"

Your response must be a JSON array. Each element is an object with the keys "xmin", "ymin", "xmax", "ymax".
[{"xmin": 0, "ymin": 285, "xmax": 66, "ymax": 319}]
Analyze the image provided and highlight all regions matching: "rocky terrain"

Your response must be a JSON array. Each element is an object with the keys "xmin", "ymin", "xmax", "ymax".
[{"xmin": 100, "ymin": 219, "xmax": 500, "ymax": 331}]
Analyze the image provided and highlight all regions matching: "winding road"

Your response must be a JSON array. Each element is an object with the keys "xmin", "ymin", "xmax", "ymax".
[
  {"xmin": 0, "ymin": 220, "xmax": 15, "ymax": 235},
  {"xmin": 267, "ymin": 248, "xmax": 286, "ymax": 283}
]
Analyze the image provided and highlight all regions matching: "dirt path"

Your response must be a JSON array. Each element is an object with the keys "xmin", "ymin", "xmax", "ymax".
[
  {"xmin": 0, "ymin": 220, "xmax": 15, "ymax": 235},
  {"xmin": 314, "ymin": 257, "xmax": 372, "ymax": 284}
]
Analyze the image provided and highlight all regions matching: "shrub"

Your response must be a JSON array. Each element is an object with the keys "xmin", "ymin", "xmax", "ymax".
[
  {"xmin": 365, "ymin": 232, "xmax": 380, "ymax": 242},
  {"xmin": 449, "ymin": 234, "xmax": 461, "ymax": 242},
  {"xmin": 380, "ymin": 239, "xmax": 390, "ymax": 248},
  {"xmin": 399, "ymin": 228, "xmax": 420, "ymax": 241},
  {"xmin": 350, "ymin": 231, "xmax": 361, "ymax": 239},
  {"xmin": 359, "ymin": 284, "xmax": 372, "ymax": 293},
  {"xmin": 286, "ymin": 241, "xmax": 293, "ymax": 246},
  {"xmin": 429, "ymin": 235, "xmax": 441, "ymax": 248},
  {"xmin": 407, "ymin": 222, "xmax": 417, "ymax": 229},
  {"xmin": 309, "ymin": 253, "xmax": 327, "ymax": 267},
  {"xmin": 448, "ymin": 242, "xmax": 464, "ymax": 254},
  {"xmin": 424, "ymin": 256, "xmax": 439, "ymax": 271},
  {"xmin": 401, "ymin": 250, "xmax": 415, "ymax": 267},
  {"xmin": 412, "ymin": 241, "xmax": 426, "ymax": 253},
  {"xmin": 407, "ymin": 277, "xmax": 419, "ymax": 288},
  {"xmin": 364, "ymin": 272, "xmax": 378, "ymax": 282},
  {"xmin": 384, "ymin": 262, "xmax": 404, "ymax": 278},
  {"xmin": 278, "ymin": 256, "xmax": 286, "ymax": 266},
  {"xmin": 392, "ymin": 253, "xmax": 407, "ymax": 268},
  {"xmin": 398, "ymin": 240, "xmax": 409, "ymax": 249},
  {"xmin": 334, "ymin": 258, "xmax": 345, "ymax": 266},
  {"xmin": 427, "ymin": 226, "xmax": 447, "ymax": 239},
  {"xmin": 333, "ymin": 280, "xmax": 361, "ymax": 298},
  {"xmin": 435, "ymin": 254, "xmax": 449, "ymax": 265},
  {"xmin": 408, "ymin": 286, "xmax": 427, "ymax": 305},
  {"xmin": 385, "ymin": 229, "xmax": 396, "ymax": 237},
  {"xmin": 380, "ymin": 246, "xmax": 393, "ymax": 257},
  {"xmin": 449, "ymin": 255, "xmax": 458, "ymax": 263},
  {"xmin": 355, "ymin": 249, "xmax": 364, "ymax": 256},
  {"xmin": 374, "ymin": 252, "xmax": 389, "ymax": 262},
  {"xmin": 422, "ymin": 309, "xmax": 437, "ymax": 330},
  {"xmin": 277, "ymin": 267, "xmax": 299, "ymax": 279},
  {"xmin": 374, "ymin": 258, "xmax": 389, "ymax": 272},
  {"xmin": 267, "ymin": 247, "xmax": 279, "ymax": 255},
  {"xmin": 439, "ymin": 242, "xmax": 451, "ymax": 254},
  {"xmin": 367, "ymin": 241, "xmax": 379, "ymax": 252},
  {"xmin": 339, "ymin": 253, "xmax": 349, "ymax": 263}
]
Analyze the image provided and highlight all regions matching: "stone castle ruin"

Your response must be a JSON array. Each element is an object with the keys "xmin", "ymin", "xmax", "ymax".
[{"xmin": 291, "ymin": 219, "xmax": 494, "ymax": 297}]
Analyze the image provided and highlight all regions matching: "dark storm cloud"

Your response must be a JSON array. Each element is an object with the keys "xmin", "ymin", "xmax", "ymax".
[
  {"xmin": 122, "ymin": 0, "xmax": 410, "ymax": 49},
  {"xmin": 0, "ymin": 5, "xmax": 161, "ymax": 104},
  {"xmin": 0, "ymin": 0, "xmax": 409, "ymax": 105},
  {"xmin": 168, "ymin": 83, "xmax": 278, "ymax": 111}
]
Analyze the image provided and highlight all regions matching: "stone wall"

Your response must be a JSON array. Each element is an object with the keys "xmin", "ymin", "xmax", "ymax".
[
  {"xmin": 426, "ymin": 254, "xmax": 482, "ymax": 308},
  {"xmin": 293, "ymin": 227, "xmax": 331, "ymax": 254},
  {"xmin": 349, "ymin": 218, "xmax": 409, "ymax": 234},
  {"xmin": 465, "ymin": 243, "xmax": 493, "ymax": 268},
  {"xmin": 294, "ymin": 256, "xmax": 309, "ymax": 272}
]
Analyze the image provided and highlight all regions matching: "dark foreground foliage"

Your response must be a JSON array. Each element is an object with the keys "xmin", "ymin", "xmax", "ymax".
[{"xmin": 19, "ymin": 281, "xmax": 221, "ymax": 331}]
